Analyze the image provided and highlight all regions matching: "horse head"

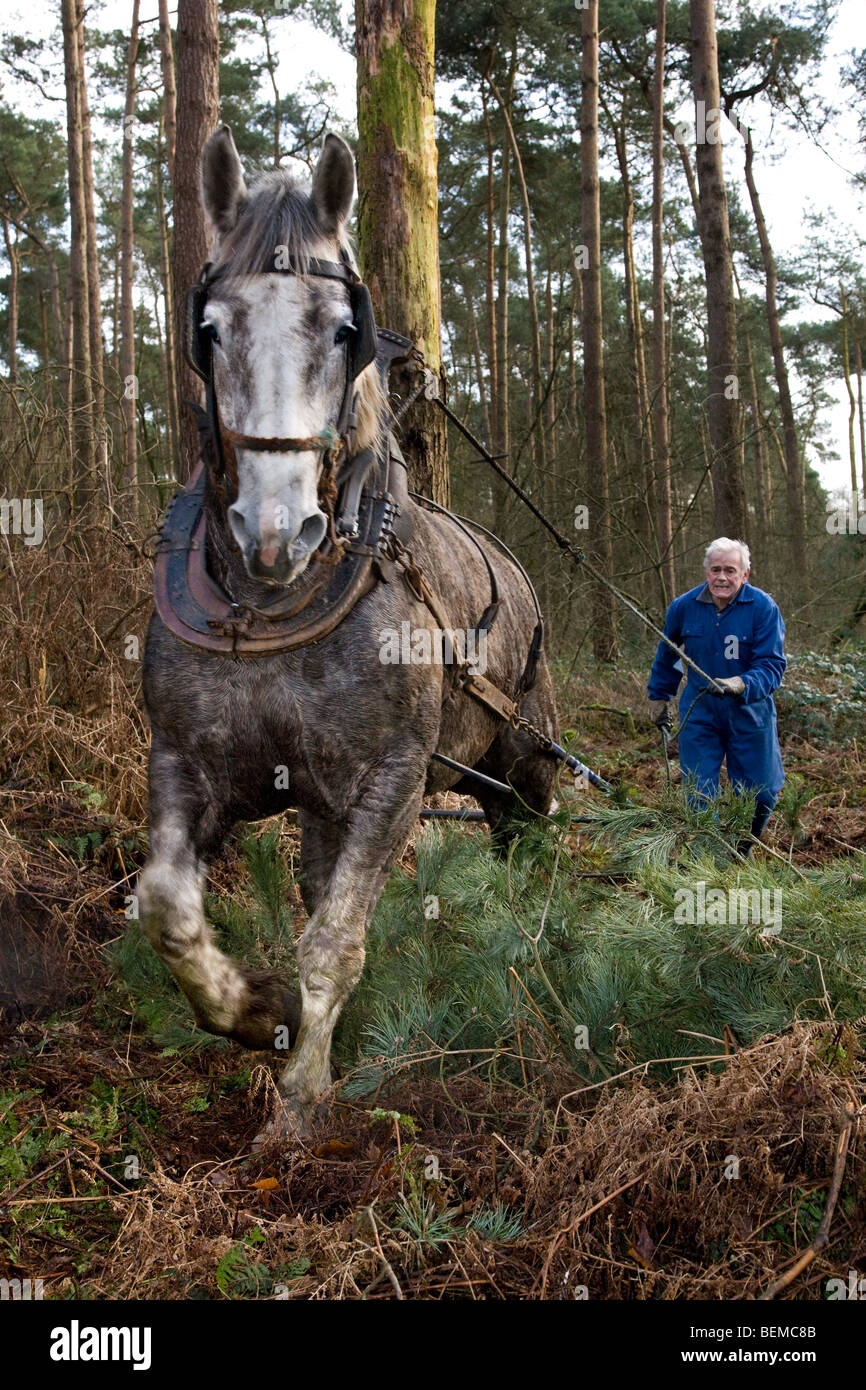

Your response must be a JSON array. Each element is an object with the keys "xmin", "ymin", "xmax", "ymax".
[{"xmin": 196, "ymin": 126, "xmax": 385, "ymax": 585}]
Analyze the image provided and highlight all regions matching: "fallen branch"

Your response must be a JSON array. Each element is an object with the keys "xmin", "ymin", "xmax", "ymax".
[{"xmin": 759, "ymin": 1101, "xmax": 857, "ymax": 1300}]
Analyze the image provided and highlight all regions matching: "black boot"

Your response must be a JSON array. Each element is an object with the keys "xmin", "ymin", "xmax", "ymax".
[{"xmin": 738, "ymin": 802, "xmax": 774, "ymax": 858}]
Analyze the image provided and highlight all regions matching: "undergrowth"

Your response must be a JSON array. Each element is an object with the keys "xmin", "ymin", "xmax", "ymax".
[{"xmin": 112, "ymin": 805, "xmax": 866, "ymax": 1095}]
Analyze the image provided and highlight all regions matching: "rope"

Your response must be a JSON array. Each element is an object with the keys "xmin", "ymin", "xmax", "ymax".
[{"xmin": 430, "ymin": 392, "xmax": 727, "ymax": 698}]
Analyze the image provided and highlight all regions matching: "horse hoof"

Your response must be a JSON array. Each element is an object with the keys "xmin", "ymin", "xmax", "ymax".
[
  {"xmin": 251, "ymin": 1096, "xmax": 314, "ymax": 1151},
  {"xmin": 228, "ymin": 973, "xmax": 301, "ymax": 1051}
]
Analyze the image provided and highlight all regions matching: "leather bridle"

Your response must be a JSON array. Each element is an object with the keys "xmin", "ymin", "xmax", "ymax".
[{"xmin": 184, "ymin": 249, "xmax": 378, "ymax": 533}]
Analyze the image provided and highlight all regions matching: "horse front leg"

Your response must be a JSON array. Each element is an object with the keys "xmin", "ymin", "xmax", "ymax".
[
  {"xmin": 260, "ymin": 762, "xmax": 426, "ymax": 1142},
  {"xmin": 137, "ymin": 741, "xmax": 300, "ymax": 1051}
]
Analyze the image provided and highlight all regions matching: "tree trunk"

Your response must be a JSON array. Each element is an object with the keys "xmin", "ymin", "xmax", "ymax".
[
  {"xmin": 581, "ymin": 0, "xmax": 617, "ymax": 662},
  {"xmin": 121, "ymin": 0, "xmax": 141, "ymax": 515},
  {"xmin": 856, "ymin": 339, "xmax": 866, "ymax": 497},
  {"xmin": 355, "ymin": 0, "xmax": 448, "ymax": 503},
  {"xmin": 488, "ymin": 74, "xmax": 547, "ymax": 490},
  {"xmin": 651, "ymin": 0, "xmax": 676, "ymax": 604},
  {"xmin": 689, "ymin": 0, "xmax": 747, "ymax": 538},
  {"xmin": 603, "ymin": 97, "xmax": 656, "ymax": 579},
  {"xmin": 743, "ymin": 127, "xmax": 807, "ymax": 571},
  {"xmin": 481, "ymin": 87, "xmax": 498, "ymax": 456},
  {"xmin": 493, "ymin": 64, "xmax": 515, "ymax": 529},
  {"xmin": 840, "ymin": 286, "xmax": 858, "ymax": 497},
  {"xmin": 156, "ymin": 118, "xmax": 180, "ymax": 476},
  {"xmin": 172, "ymin": 0, "xmax": 220, "ymax": 482},
  {"xmin": 158, "ymin": 0, "xmax": 177, "ymax": 185},
  {"xmin": 1, "ymin": 215, "xmax": 19, "ymax": 387},
  {"xmin": 76, "ymin": 5, "xmax": 106, "ymax": 476},
  {"xmin": 61, "ymin": 0, "xmax": 95, "ymax": 505}
]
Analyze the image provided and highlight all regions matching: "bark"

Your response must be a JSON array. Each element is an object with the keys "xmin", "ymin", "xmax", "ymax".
[
  {"xmin": 856, "ymin": 339, "xmax": 866, "ymax": 497},
  {"xmin": 120, "ymin": 0, "xmax": 141, "ymax": 514},
  {"xmin": 1, "ymin": 215, "xmax": 19, "ymax": 386},
  {"xmin": 172, "ymin": 0, "xmax": 220, "ymax": 482},
  {"xmin": 158, "ymin": 0, "xmax": 177, "ymax": 183},
  {"xmin": 544, "ymin": 242, "xmax": 556, "ymax": 450},
  {"xmin": 261, "ymin": 17, "xmax": 281, "ymax": 166},
  {"xmin": 651, "ymin": 0, "xmax": 676, "ymax": 603},
  {"xmin": 76, "ymin": 5, "xmax": 106, "ymax": 465},
  {"xmin": 493, "ymin": 68, "xmax": 515, "ymax": 531},
  {"xmin": 156, "ymin": 118, "xmax": 180, "ymax": 473},
  {"xmin": 355, "ymin": 0, "xmax": 448, "ymax": 503},
  {"xmin": 840, "ymin": 286, "xmax": 858, "ymax": 496},
  {"xmin": 689, "ymin": 0, "xmax": 747, "ymax": 538},
  {"xmin": 61, "ymin": 0, "xmax": 95, "ymax": 503},
  {"xmin": 481, "ymin": 87, "xmax": 498, "ymax": 455},
  {"xmin": 603, "ymin": 97, "xmax": 655, "ymax": 575},
  {"xmin": 38, "ymin": 290, "xmax": 55, "ymax": 423},
  {"xmin": 734, "ymin": 270, "xmax": 772, "ymax": 557},
  {"xmin": 743, "ymin": 127, "xmax": 807, "ymax": 572},
  {"xmin": 581, "ymin": 0, "xmax": 617, "ymax": 662},
  {"xmin": 487, "ymin": 73, "xmax": 547, "ymax": 490}
]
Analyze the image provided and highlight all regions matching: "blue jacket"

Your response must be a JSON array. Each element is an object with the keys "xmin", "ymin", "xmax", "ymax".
[
  {"xmin": 647, "ymin": 583, "xmax": 786, "ymax": 801},
  {"xmin": 648, "ymin": 581, "xmax": 786, "ymax": 711}
]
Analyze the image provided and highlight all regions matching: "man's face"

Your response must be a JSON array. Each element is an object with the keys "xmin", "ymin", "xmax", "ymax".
[{"xmin": 705, "ymin": 549, "xmax": 749, "ymax": 606}]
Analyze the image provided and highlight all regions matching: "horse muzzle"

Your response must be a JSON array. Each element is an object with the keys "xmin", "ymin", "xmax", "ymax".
[{"xmin": 228, "ymin": 502, "xmax": 328, "ymax": 584}]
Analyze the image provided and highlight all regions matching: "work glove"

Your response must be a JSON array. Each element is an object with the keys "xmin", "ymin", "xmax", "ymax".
[
  {"xmin": 647, "ymin": 699, "xmax": 674, "ymax": 732},
  {"xmin": 712, "ymin": 676, "xmax": 746, "ymax": 698}
]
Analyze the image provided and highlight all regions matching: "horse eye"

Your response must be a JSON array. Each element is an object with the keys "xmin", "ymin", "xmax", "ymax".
[
  {"xmin": 202, "ymin": 322, "xmax": 221, "ymax": 345},
  {"xmin": 334, "ymin": 324, "xmax": 355, "ymax": 346}
]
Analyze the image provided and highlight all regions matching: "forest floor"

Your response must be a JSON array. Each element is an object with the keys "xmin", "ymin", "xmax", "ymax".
[{"xmin": 1, "ymin": 653, "xmax": 865, "ymax": 1300}]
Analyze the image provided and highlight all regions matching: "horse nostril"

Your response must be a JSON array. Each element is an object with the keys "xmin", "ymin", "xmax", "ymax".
[
  {"xmin": 228, "ymin": 505, "xmax": 251, "ymax": 552},
  {"xmin": 293, "ymin": 512, "xmax": 327, "ymax": 557}
]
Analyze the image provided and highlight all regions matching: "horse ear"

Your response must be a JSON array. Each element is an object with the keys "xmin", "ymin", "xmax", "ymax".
[
  {"xmin": 311, "ymin": 133, "xmax": 356, "ymax": 236},
  {"xmin": 201, "ymin": 125, "xmax": 248, "ymax": 235}
]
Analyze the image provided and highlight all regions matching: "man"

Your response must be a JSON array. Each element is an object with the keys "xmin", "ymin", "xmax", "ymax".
[{"xmin": 647, "ymin": 538, "xmax": 786, "ymax": 853}]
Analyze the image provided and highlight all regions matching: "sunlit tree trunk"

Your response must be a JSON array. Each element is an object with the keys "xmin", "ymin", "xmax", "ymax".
[
  {"xmin": 76, "ymin": 4, "xmax": 106, "ymax": 481},
  {"xmin": 651, "ymin": 0, "xmax": 676, "ymax": 603},
  {"xmin": 743, "ymin": 127, "xmax": 807, "ymax": 570},
  {"xmin": 120, "ymin": 0, "xmax": 141, "ymax": 515},
  {"xmin": 355, "ymin": 0, "xmax": 448, "ymax": 503},
  {"xmin": 172, "ymin": 0, "xmax": 219, "ymax": 482},
  {"xmin": 689, "ymin": 0, "xmax": 747, "ymax": 538},
  {"xmin": 61, "ymin": 0, "xmax": 95, "ymax": 506},
  {"xmin": 1, "ymin": 215, "xmax": 19, "ymax": 387},
  {"xmin": 582, "ymin": 0, "xmax": 617, "ymax": 661},
  {"xmin": 158, "ymin": 0, "xmax": 177, "ymax": 183}
]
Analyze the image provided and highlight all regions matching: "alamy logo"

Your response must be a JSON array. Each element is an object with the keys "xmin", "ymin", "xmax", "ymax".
[
  {"xmin": 826, "ymin": 491, "xmax": 866, "ymax": 535},
  {"xmin": 826, "ymin": 1269, "xmax": 866, "ymax": 1299},
  {"xmin": 0, "ymin": 1277, "xmax": 44, "ymax": 1299},
  {"xmin": 378, "ymin": 622, "xmax": 488, "ymax": 673},
  {"xmin": 674, "ymin": 881, "xmax": 782, "ymax": 935},
  {"xmin": 0, "ymin": 496, "xmax": 43, "ymax": 546},
  {"xmin": 50, "ymin": 1320, "xmax": 152, "ymax": 1371}
]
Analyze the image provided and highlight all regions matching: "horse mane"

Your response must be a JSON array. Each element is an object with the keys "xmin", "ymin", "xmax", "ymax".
[{"xmin": 210, "ymin": 168, "xmax": 388, "ymax": 455}]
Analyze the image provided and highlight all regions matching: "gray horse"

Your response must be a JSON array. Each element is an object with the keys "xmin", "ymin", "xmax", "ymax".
[{"xmin": 138, "ymin": 127, "xmax": 558, "ymax": 1141}]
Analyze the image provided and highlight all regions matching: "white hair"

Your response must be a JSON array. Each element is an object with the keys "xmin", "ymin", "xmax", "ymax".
[{"xmin": 704, "ymin": 537, "xmax": 751, "ymax": 571}]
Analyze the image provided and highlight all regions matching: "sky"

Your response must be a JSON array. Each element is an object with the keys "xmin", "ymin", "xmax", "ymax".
[{"xmin": 2, "ymin": 0, "xmax": 864, "ymax": 493}]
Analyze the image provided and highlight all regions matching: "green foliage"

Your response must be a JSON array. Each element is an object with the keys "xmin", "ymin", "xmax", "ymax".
[
  {"xmin": 466, "ymin": 1202, "xmax": 525, "ymax": 1243},
  {"xmin": 0, "ymin": 1087, "xmax": 46, "ymax": 1186},
  {"xmin": 393, "ymin": 1185, "xmax": 463, "ymax": 1251},
  {"xmin": 776, "ymin": 647, "xmax": 866, "ymax": 745},
  {"xmin": 334, "ymin": 819, "xmax": 866, "ymax": 1090},
  {"xmin": 214, "ymin": 1227, "xmax": 310, "ymax": 1298},
  {"xmin": 215, "ymin": 1227, "xmax": 270, "ymax": 1297}
]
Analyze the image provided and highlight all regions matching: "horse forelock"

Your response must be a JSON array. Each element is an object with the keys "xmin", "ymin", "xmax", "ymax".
[{"xmin": 209, "ymin": 169, "xmax": 388, "ymax": 455}]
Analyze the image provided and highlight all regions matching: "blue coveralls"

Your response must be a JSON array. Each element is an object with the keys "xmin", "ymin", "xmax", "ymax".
[{"xmin": 647, "ymin": 581, "xmax": 786, "ymax": 818}]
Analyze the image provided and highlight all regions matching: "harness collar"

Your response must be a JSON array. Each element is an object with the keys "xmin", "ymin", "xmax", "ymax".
[{"xmin": 156, "ymin": 329, "xmax": 415, "ymax": 657}]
